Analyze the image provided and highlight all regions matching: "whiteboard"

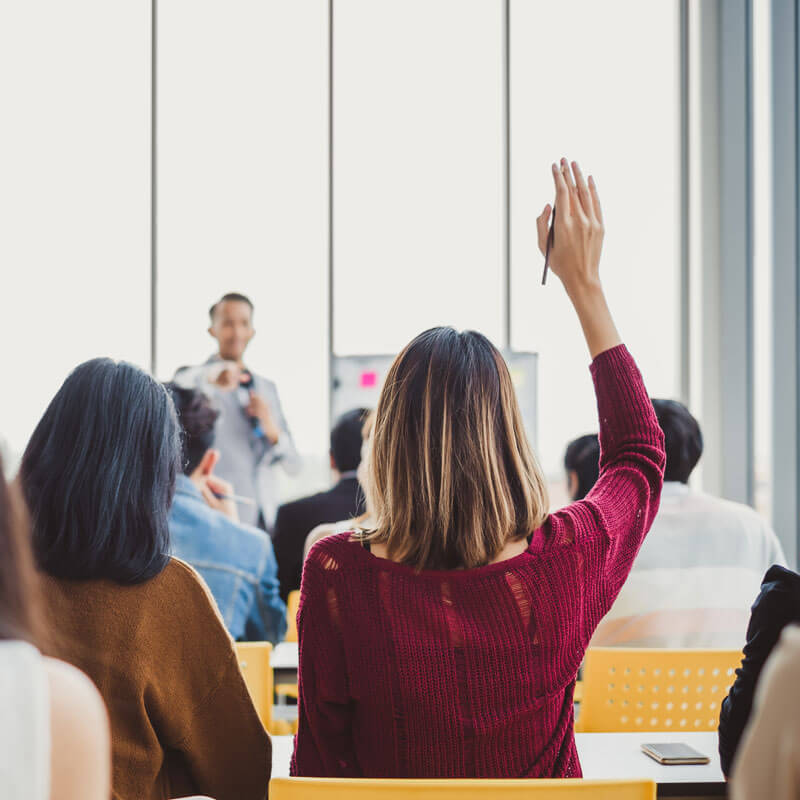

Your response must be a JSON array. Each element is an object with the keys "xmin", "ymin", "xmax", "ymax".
[{"xmin": 330, "ymin": 351, "xmax": 538, "ymax": 448}]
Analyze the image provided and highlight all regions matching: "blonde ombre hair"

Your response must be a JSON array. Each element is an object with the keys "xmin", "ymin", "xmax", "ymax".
[{"xmin": 365, "ymin": 327, "xmax": 549, "ymax": 570}]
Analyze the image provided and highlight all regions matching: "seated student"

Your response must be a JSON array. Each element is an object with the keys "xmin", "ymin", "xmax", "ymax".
[
  {"xmin": 564, "ymin": 433, "xmax": 600, "ymax": 501},
  {"xmin": 291, "ymin": 160, "xmax": 666, "ymax": 778},
  {"xmin": 166, "ymin": 383, "xmax": 286, "ymax": 643},
  {"xmin": 0, "ymin": 458, "xmax": 110, "ymax": 800},
  {"xmin": 718, "ymin": 565, "xmax": 800, "ymax": 776},
  {"xmin": 20, "ymin": 359, "xmax": 270, "ymax": 800},
  {"xmin": 303, "ymin": 411, "xmax": 376, "ymax": 560},
  {"xmin": 730, "ymin": 624, "xmax": 800, "ymax": 800},
  {"xmin": 591, "ymin": 398, "xmax": 787, "ymax": 649},
  {"xmin": 272, "ymin": 408, "xmax": 368, "ymax": 601}
]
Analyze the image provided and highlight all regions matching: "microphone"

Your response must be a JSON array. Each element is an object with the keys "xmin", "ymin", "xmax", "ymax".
[{"xmin": 238, "ymin": 370, "xmax": 266, "ymax": 439}]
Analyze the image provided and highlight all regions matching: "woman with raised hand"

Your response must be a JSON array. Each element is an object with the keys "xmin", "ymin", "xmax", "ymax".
[
  {"xmin": 0, "ymin": 457, "xmax": 110, "ymax": 800},
  {"xmin": 292, "ymin": 159, "xmax": 665, "ymax": 778},
  {"xmin": 20, "ymin": 359, "xmax": 269, "ymax": 800}
]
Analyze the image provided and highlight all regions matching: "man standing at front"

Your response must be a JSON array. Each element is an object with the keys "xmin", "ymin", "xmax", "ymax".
[{"xmin": 174, "ymin": 292, "xmax": 300, "ymax": 530}]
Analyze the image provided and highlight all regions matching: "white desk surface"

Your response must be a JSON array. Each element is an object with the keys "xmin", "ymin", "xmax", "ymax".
[
  {"xmin": 271, "ymin": 642, "xmax": 298, "ymax": 670},
  {"xmin": 271, "ymin": 731, "xmax": 724, "ymax": 790}
]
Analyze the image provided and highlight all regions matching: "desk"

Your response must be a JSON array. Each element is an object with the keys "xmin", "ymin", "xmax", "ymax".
[
  {"xmin": 271, "ymin": 732, "xmax": 725, "ymax": 798},
  {"xmin": 271, "ymin": 642, "xmax": 298, "ymax": 686},
  {"xmin": 575, "ymin": 732, "xmax": 723, "ymax": 798}
]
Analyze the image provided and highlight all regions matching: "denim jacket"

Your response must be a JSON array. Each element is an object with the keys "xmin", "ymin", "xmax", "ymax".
[{"xmin": 169, "ymin": 475, "xmax": 287, "ymax": 643}]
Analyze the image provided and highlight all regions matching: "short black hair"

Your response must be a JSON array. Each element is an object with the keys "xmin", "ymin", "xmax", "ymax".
[
  {"xmin": 209, "ymin": 292, "xmax": 254, "ymax": 321},
  {"xmin": 651, "ymin": 398, "xmax": 703, "ymax": 483},
  {"xmin": 165, "ymin": 383, "xmax": 220, "ymax": 475},
  {"xmin": 20, "ymin": 359, "xmax": 180, "ymax": 584},
  {"xmin": 330, "ymin": 408, "xmax": 370, "ymax": 473},
  {"xmin": 564, "ymin": 434, "xmax": 601, "ymax": 501}
]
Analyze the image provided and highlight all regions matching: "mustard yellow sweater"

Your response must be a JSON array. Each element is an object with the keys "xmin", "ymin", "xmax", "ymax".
[{"xmin": 42, "ymin": 558, "xmax": 269, "ymax": 800}]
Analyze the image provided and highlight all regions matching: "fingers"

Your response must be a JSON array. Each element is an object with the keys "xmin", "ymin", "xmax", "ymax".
[
  {"xmin": 560, "ymin": 158, "xmax": 581, "ymax": 217},
  {"xmin": 536, "ymin": 204, "xmax": 552, "ymax": 256},
  {"xmin": 588, "ymin": 175, "xmax": 603, "ymax": 224},
  {"xmin": 571, "ymin": 161, "xmax": 594, "ymax": 221},
  {"xmin": 552, "ymin": 162, "xmax": 569, "ymax": 214},
  {"xmin": 201, "ymin": 485, "xmax": 223, "ymax": 510},
  {"xmin": 205, "ymin": 474, "xmax": 233, "ymax": 496}
]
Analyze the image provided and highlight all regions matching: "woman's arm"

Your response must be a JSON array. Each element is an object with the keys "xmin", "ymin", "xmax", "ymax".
[
  {"xmin": 173, "ymin": 649, "xmax": 270, "ymax": 800},
  {"xmin": 291, "ymin": 543, "xmax": 358, "ymax": 777},
  {"xmin": 47, "ymin": 658, "xmax": 111, "ymax": 800},
  {"xmin": 155, "ymin": 561, "xmax": 270, "ymax": 800},
  {"xmin": 536, "ymin": 160, "xmax": 665, "ymax": 637}
]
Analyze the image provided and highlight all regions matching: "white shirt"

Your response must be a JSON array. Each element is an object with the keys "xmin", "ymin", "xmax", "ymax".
[
  {"xmin": 0, "ymin": 641, "xmax": 49, "ymax": 800},
  {"xmin": 592, "ymin": 482, "xmax": 787, "ymax": 649}
]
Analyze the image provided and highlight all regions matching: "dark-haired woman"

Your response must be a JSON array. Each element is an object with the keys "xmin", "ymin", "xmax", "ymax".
[
  {"xmin": 292, "ymin": 160, "xmax": 665, "ymax": 778},
  {"xmin": 0, "ymin": 458, "xmax": 110, "ymax": 800},
  {"xmin": 20, "ymin": 359, "xmax": 269, "ymax": 800}
]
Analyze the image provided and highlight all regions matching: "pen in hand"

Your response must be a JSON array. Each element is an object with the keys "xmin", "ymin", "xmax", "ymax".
[
  {"xmin": 211, "ymin": 491, "xmax": 256, "ymax": 506},
  {"xmin": 542, "ymin": 205, "xmax": 556, "ymax": 285}
]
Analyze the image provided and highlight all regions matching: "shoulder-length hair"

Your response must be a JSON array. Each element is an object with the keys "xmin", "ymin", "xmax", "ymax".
[
  {"xmin": 0, "ymin": 459, "xmax": 44, "ymax": 644},
  {"xmin": 365, "ymin": 327, "xmax": 549, "ymax": 570},
  {"xmin": 21, "ymin": 358, "xmax": 180, "ymax": 584}
]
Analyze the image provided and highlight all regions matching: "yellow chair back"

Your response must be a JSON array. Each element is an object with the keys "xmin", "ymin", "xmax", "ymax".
[
  {"xmin": 270, "ymin": 778, "xmax": 655, "ymax": 799},
  {"xmin": 576, "ymin": 647, "xmax": 741, "ymax": 732},
  {"xmin": 285, "ymin": 590, "xmax": 300, "ymax": 643},
  {"xmin": 235, "ymin": 641, "xmax": 273, "ymax": 733}
]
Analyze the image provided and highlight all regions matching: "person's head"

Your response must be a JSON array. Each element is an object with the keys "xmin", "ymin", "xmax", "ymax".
[
  {"xmin": 165, "ymin": 383, "xmax": 221, "ymax": 479},
  {"xmin": 367, "ymin": 327, "xmax": 549, "ymax": 570},
  {"xmin": 208, "ymin": 292, "xmax": 255, "ymax": 362},
  {"xmin": 651, "ymin": 399, "xmax": 703, "ymax": 484},
  {"xmin": 0, "ymin": 458, "xmax": 43, "ymax": 644},
  {"xmin": 20, "ymin": 359, "xmax": 181, "ymax": 584},
  {"xmin": 564, "ymin": 434, "xmax": 601, "ymax": 501},
  {"xmin": 330, "ymin": 408, "xmax": 370, "ymax": 474}
]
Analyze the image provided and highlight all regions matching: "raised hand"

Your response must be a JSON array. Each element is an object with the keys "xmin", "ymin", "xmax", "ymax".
[
  {"xmin": 536, "ymin": 159, "xmax": 604, "ymax": 298},
  {"xmin": 536, "ymin": 158, "xmax": 621, "ymax": 359}
]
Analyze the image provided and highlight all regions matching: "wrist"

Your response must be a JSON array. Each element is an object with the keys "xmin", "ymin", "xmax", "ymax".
[{"xmin": 564, "ymin": 276, "xmax": 604, "ymax": 303}]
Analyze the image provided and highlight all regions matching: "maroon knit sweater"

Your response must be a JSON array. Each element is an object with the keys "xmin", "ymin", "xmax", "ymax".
[{"xmin": 291, "ymin": 344, "xmax": 665, "ymax": 779}]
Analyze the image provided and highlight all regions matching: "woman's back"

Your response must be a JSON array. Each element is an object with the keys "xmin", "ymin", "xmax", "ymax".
[
  {"xmin": 41, "ymin": 558, "xmax": 270, "ymax": 800},
  {"xmin": 292, "ymin": 160, "xmax": 665, "ymax": 778},
  {"xmin": 296, "ymin": 533, "xmax": 590, "ymax": 777},
  {"xmin": 292, "ymin": 344, "xmax": 665, "ymax": 778}
]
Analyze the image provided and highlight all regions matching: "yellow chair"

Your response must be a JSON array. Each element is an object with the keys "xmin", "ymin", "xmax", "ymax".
[
  {"xmin": 235, "ymin": 642, "xmax": 273, "ymax": 733},
  {"xmin": 575, "ymin": 647, "xmax": 741, "ymax": 733},
  {"xmin": 276, "ymin": 590, "xmax": 302, "ymax": 702},
  {"xmin": 270, "ymin": 778, "xmax": 655, "ymax": 799},
  {"xmin": 285, "ymin": 590, "xmax": 300, "ymax": 643}
]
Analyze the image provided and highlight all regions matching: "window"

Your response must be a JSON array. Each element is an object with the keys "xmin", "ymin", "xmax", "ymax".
[
  {"xmin": 156, "ymin": 1, "xmax": 329, "ymax": 490},
  {"xmin": 510, "ymin": 0, "xmax": 681, "ymax": 505},
  {"xmin": 752, "ymin": 0, "xmax": 772, "ymax": 521},
  {"xmin": 332, "ymin": 0, "xmax": 504, "ymax": 356},
  {"xmin": 0, "ymin": 0, "xmax": 151, "ymax": 463}
]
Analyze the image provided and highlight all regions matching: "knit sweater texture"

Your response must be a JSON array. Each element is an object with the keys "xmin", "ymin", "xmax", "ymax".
[
  {"xmin": 40, "ymin": 558, "xmax": 270, "ymax": 800},
  {"xmin": 291, "ymin": 344, "xmax": 665, "ymax": 778}
]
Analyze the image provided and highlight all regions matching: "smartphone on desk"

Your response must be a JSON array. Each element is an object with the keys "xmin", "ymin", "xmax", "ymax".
[{"xmin": 641, "ymin": 743, "xmax": 710, "ymax": 765}]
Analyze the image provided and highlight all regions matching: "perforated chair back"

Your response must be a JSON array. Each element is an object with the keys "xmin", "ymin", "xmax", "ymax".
[
  {"xmin": 235, "ymin": 641, "xmax": 273, "ymax": 732},
  {"xmin": 285, "ymin": 590, "xmax": 300, "ymax": 643},
  {"xmin": 576, "ymin": 647, "xmax": 741, "ymax": 732},
  {"xmin": 270, "ymin": 778, "xmax": 656, "ymax": 799}
]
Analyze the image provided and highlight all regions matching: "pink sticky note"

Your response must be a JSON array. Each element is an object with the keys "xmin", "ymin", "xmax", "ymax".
[{"xmin": 360, "ymin": 371, "xmax": 378, "ymax": 388}]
